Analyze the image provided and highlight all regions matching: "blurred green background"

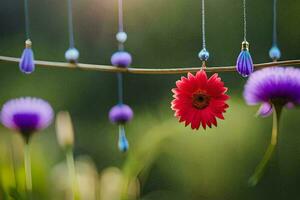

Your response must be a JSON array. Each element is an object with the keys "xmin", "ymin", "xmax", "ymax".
[{"xmin": 0, "ymin": 0, "xmax": 300, "ymax": 199}]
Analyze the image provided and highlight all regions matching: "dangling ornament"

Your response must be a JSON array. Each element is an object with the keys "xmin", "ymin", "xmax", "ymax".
[
  {"xmin": 65, "ymin": 0, "xmax": 80, "ymax": 63},
  {"xmin": 109, "ymin": 104, "xmax": 133, "ymax": 152},
  {"xmin": 109, "ymin": 0, "xmax": 134, "ymax": 152},
  {"xmin": 236, "ymin": 0, "xmax": 254, "ymax": 77},
  {"xmin": 236, "ymin": 41, "xmax": 253, "ymax": 77},
  {"xmin": 20, "ymin": 39, "xmax": 35, "ymax": 74},
  {"xmin": 171, "ymin": 0, "xmax": 230, "ymax": 130},
  {"xmin": 269, "ymin": 0, "xmax": 281, "ymax": 61},
  {"xmin": 19, "ymin": 0, "xmax": 35, "ymax": 74}
]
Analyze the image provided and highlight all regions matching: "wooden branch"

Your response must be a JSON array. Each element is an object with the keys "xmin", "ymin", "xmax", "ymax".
[{"xmin": 1, "ymin": 55, "xmax": 300, "ymax": 75}]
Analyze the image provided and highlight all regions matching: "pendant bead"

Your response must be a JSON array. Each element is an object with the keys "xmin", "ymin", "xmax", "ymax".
[
  {"xmin": 269, "ymin": 46, "xmax": 281, "ymax": 61},
  {"xmin": 65, "ymin": 48, "xmax": 80, "ymax": 63},
  {"xmin": 198, "ymin": 48, "xmax": 209, "ymax": 61},
  {"xmin": 111, "ymin": 51, "xmax": 132, "ymax": 68},
  {"xmin": 116, "ymin": 31, "xmax": 127, "ymax": 43}
]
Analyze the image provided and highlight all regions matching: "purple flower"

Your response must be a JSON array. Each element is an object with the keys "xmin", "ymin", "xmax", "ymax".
[
  {"xmin": 109, "ymin": 104, "xmax": 133, "ymax": 124},
  {"xmin": 1, "ymin": 97, "xmax": 54, "ymax": 140},
  {"xmin": 20, "ymin": 48, "xmax": 35, "ymax": 74},
  {"xmin": 111, "ymin": 51, "xmax": 132, "ymax": 68},
  {"xmin": 244, "ymin": 67, "xmax": 300, "ymax": 116},
  {"xmin": 236, "ymin": 41, "xmax": 254, "ymax": 77}
]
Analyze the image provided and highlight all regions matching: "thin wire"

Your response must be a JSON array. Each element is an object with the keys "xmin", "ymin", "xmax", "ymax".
[
  {"xmin": 243, "ymin": 0, "xmax": 247, "ymax": 41},
  {"xmin": 24, "ymin": 0, "xmax": 30, "ymax": 39},
  {"xmin": 117, "ymin": 0, "xmax": 124, "ymax": 104},
  {"xmin": 201, "ymin": 0, "xmax": 206, "ymax": 49},
  {"xmin": 272, "ymin": 0, "xmax": 278, "ymax": 46},
  {"xmin": 118, "ymin": 0, "xmax": 124, "ymax": 32},
  {"xmin": 118, "ymin": 0, "xmax": 124, "ymax": 51},
  {"xmin": 67, "ymin": 0, "xmax": 75, "ymax": 48},
  {"xmin": 117, "ymin": 72, "xmax": 123, "ymax": 104}
]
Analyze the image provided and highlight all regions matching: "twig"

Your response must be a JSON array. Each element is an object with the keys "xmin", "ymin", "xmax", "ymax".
[{"xmin": 1, "ymin": 55, "xmax": 300, "ymax": 75}]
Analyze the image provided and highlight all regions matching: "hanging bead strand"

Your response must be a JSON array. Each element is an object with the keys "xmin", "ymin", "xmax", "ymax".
[
  {"xmin": 198, "ymin": 0, "xmax": 209, "ymax": 68},
  {"xmin": 269, "ymin": 0, "xmax": 281, "ymax": 61},
  {"xmin": 19, "ymin": 0, "xmax": 35, "ymax": 74},
  {"xmin": 109, "ymin": 0, "xmax": 133, "ymax": 153},
  {"xmin": 65, "ymin": 0, "xmax": 80, "ymax": 63},
  {"xmin": 236, "ymin": 0, "xmax": 254, "ymax": 77}
]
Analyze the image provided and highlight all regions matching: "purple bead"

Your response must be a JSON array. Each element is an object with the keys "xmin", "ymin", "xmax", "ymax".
[
  {"xmin": 109, "ymin": 104, "xmax": 133, "ymax": 124},
  {"xmin": 111, "ymin": 51, "xmax": 132, "ymax": 68},
  {"xmin": 1, "ymin": 97, "xmax": 54, "ymax": 140},
  {"xmin": 19, "ymin": 48, "xmax": 35, "ymax": 74},
  {"xmin": 236, "ymin": 50, "xmax": 254, "ymax": 77}
]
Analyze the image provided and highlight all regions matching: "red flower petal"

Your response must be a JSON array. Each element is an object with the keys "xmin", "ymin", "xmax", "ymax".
[{"xmin": 171, "ymin": 70, "xmax": 229, "ymax": 130}]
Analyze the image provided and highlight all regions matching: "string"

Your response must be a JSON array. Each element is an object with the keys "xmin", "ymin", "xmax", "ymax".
[
  {"xmin": 272, "ymin": 0, "xmax": 278, "ymax": 46},
  {"xmin": 117, "ymin": 0, "xmax": 124, "ymax": 104},
  {"xmin": 118, "ymin": 0, "xmax": 124, "ymax": 51},
  {"xmin": 243, "ymin": 0, "xmax": 247, "ymax": 41},
  {"xmin": 24, "ymin": 0, "xmax": 30, "ymax": 40},
  {"xmin": 117, "ymin": 72, "xmax": 123, "ymax": 104},
  {"xmin": 118, "ymin": 0, "xmax": 124, "ymax": 32},
  {"xmin": 201, "ymin": 0, "xmax": 206, "ymax": 49},
  {"xmin": 67, "ymin": 0, "xmax": 75, "ymax": 48}
]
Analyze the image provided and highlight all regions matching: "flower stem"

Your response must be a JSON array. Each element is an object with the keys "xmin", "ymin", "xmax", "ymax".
[
  {"xmin": 66, "ymin": 148, "xmax": 80, "ymax": 200},
  {"xmin": 24, "ymin": 142, "xmax": 32, "ymax": 198},
  {"xmin": 248, "ymin": 104, "xmax": 282, "ymax": 186}
]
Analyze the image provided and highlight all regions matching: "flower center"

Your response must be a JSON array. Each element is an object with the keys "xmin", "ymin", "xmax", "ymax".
[
  {"xmin": 192, "ymin": 90, "xmax": 210, "ymax": 109},
  {"xmin": 13, "ymin": 113, "xmax": 39, "ymax": 137}
]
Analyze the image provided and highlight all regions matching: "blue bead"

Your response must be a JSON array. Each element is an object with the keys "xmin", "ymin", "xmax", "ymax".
[
  {"xmin": 65, "ymin": 48, "xmax": 80, "ymax": 63},
  {"xmin": 269, "ymin": 46, "xmax": 281, "ymax": 60},
  {"xmin": 118, "ymin": 126, "xmax": 129, "ymax": 152},
  {"xmin": 198, "ymin": 49, "xmax": 209, "ymax": 61}
]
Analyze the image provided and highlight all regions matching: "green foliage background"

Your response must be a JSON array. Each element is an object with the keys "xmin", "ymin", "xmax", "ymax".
[{"xmin": 0, "ymin": 0, "xmax": 300, "ymax": 199}]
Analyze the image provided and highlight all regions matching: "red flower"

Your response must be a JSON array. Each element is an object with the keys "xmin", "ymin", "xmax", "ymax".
[{"xmin": 171, "ymin": 70, "xmax": 229, "ymax": 130}]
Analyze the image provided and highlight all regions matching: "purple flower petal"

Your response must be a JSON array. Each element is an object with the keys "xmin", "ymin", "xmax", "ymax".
[
  {"xmin": 256, "ymin": 103, "xmax": 273, "ymax": 117},
  {"xmin": 19, "ymin": 48, "xmax": 35, "ymax": 74}
]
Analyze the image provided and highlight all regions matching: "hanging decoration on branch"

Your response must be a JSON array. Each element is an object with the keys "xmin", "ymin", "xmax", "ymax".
[
  {"xmin": 171, "ymin": 0, "xmax": 229, "ymax": 130},
  {"xmin": 108, "ymin": 0, "xmax": 133, "ymax": 152},
  {"xmin": 65, "ymin": 0, "xmax": 79, "ymax": 63},
  {"xmin": 198, "ymin": 0, "xmax": 209, "ymax": 67},
  {"xmin": 269, "ymin": 0, "xmax": 281, "ymax": 61},
  {"xmin": 19, "ymin": 0, "xmax": 35, "ymax": 74},
  {"xmin": 236, "ymin": 0, "xmax": 254, "ymax": 77}
]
